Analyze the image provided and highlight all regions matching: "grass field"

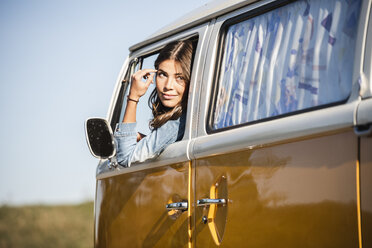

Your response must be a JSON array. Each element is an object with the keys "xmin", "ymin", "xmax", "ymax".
[{"xmin": 0, "ymin": 201, "xmax": 94, "ymax": 248}]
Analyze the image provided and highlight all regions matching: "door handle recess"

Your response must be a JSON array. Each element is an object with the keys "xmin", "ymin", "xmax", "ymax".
[
  {"xmin": 166, "ymin": 202, "xmax": 188, "ymax": 211},
  {"xmin": 197, "ymin": 198, "xmax": 226, "ymax": 207}
]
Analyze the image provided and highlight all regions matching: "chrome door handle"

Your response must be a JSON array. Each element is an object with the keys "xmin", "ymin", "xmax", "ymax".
[
  {"xmin": 197, "ymin": 198, "xmax": 226, "ymax": 207},
  {"xmin": 166, "ymin": 202, "xmax": 188, "ymax": 211}
]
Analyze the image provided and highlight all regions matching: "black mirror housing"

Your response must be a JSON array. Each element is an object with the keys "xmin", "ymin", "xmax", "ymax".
[{"xmin": 85, "ymin": 118, "xmax": 116, "ymax": 159}]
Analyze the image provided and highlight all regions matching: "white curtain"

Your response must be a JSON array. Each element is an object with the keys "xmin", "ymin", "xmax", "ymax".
[{"xmin": 213, "ymin": 0, "xmax": 362, "ymax": 129}]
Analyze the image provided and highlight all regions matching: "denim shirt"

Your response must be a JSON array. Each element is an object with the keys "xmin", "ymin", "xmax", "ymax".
[{"xmin": 114, "ymin": 114, "xmax": 186, "ymax": 167}]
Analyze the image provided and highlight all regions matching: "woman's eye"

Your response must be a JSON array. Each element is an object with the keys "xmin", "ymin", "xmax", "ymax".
[
  {"xmin": 176, "ymin": 76, "xmax": 185, "ymax": 85},
  {"xmin": 176, "ymin": 76, "xmax": 185, "ymax": 81},
  {"xmin": 158, "ymin": 72, "xmax": 166, "ymax": 78}
]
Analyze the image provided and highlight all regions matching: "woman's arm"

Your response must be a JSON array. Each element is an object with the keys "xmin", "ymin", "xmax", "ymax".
[
  {"xmin": 114, "ymin": 67, "xmax": 186, "ymax": 167},
  {"xmin": 114, "ymin": 115, "xmax": 185, "ymax": 167},
  {"xmin": 123, "ymin": 68, "xmax": 157, "ymax": 123}
]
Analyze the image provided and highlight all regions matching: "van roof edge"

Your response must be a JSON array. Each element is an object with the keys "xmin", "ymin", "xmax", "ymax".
[{"xmin": 129, "ymin": 0, "xmax": 258, "ymax": 52}]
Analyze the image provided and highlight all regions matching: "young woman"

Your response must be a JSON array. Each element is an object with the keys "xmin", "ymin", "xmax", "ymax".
[{"xmin": 114, "ymin": 40, "xmax": 193, "ymax": 167}]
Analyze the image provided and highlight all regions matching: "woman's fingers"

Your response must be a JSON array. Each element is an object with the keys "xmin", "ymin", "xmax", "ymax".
[
  {"xmin": 130, "ymin": 69, "xmax": 157, "ymax": 98},
  {"xmin": 133, "ymin": 69, "xmax": 157, "ymax": 81},
  {"xmin": 144, "ymin": 72, "xmax": 155, "ymax": 87},
  {"xmin": 134, "ymin": 69, "xmax": 157, "ymax": 86}
]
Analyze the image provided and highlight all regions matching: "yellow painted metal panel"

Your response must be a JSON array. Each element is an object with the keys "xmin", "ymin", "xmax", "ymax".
[
  {"xmin": 361, "ymin": 136, "xmax": 372, "ymax": 247},
  {"xmin": 95, "ymin": 163, "xmax": 189, "ymax": 248},
  {"xmin": 195, "ymin": 130, "xmax": 359, "ymax": 247}
]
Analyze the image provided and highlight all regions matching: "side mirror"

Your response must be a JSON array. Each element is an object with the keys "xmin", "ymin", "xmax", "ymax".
[{"xmin": 85, "ymin": 118, "xmax": 116, "ymax": 159}]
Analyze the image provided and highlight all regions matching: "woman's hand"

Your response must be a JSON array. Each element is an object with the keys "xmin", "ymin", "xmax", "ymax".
[
  {"xmin": 136, "ymin": 132, "xmax": 146, "ymax": 142},
  {"xmin": 129, "ymin": 69, "xmax": 157, "ymax": 101}
]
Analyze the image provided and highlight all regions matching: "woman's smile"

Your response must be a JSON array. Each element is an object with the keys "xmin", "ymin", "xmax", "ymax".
[{"xmin": 162, "ymin": 93, "xmax": 177, "ymax": 99}]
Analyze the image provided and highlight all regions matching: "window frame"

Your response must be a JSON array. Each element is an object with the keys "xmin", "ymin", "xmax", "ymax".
[
  {"xmin": 110, "ymin": 58, "xmax": 139, "ymax": 131},
  {"xmin": 206, "ymin": 0, "xmax": 360, "ymax": 134}
]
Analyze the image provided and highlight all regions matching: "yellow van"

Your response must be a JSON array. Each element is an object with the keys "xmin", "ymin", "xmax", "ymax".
[{"xmin": 85, "ymin": 0, "xmax": 372, "ymax": 247}]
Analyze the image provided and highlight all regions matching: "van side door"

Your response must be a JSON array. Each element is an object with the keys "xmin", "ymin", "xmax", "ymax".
[{"xmin": 192, "ymin": 0, "xmax": 368, "ymax": 246}]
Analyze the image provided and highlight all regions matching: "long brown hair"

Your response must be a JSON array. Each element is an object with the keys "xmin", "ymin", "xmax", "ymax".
[{"xmin": 148, "ymin": 40, "xmax": 193, "ymax": 129}]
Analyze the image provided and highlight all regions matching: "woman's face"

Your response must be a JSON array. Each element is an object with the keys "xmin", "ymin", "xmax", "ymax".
[{"xmin": 156, "ymin": 59, "xmax": 187, "ymax": 108}]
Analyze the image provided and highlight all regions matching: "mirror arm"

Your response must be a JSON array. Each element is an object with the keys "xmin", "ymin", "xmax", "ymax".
[{"xmin": 107, "ymin": 156, "xmax": 119, "ymax": 170}]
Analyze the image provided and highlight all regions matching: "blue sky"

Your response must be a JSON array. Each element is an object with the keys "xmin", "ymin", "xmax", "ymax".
[{"xmin": 0, "ymin": 0, "xmax": 210, "ymax": 205}]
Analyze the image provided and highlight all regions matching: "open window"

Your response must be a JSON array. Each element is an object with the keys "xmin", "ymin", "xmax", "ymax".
[
  {"xmin": 120, "ymin": 53, "xmax": 159, "ymax": 136},
  {"xmin": 111, "ymin": 36, "xmax": 199, "ymax": 139}
]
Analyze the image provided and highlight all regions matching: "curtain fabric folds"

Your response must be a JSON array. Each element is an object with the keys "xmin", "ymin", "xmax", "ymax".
[{"xmin": 213, "ymin": 0, "xmax": 362, "ymax": 129}]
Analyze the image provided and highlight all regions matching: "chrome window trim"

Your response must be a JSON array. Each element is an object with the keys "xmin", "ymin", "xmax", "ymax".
[
  {"xmin": 106, "ymin": 56, "xmax": 130, "ymax": 122},
  {"xmin": 353, "ymin": 0, "xmax": 372, "ymax": 101},
  {"xmin": 362, "ymin": 0, "xmax": 372, "ymax": 98}
]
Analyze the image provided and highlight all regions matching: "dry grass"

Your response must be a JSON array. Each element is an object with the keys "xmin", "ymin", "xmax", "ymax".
[{"xmin": 0, "ymin": 202, "xmax": 94, "ymax": 248}]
